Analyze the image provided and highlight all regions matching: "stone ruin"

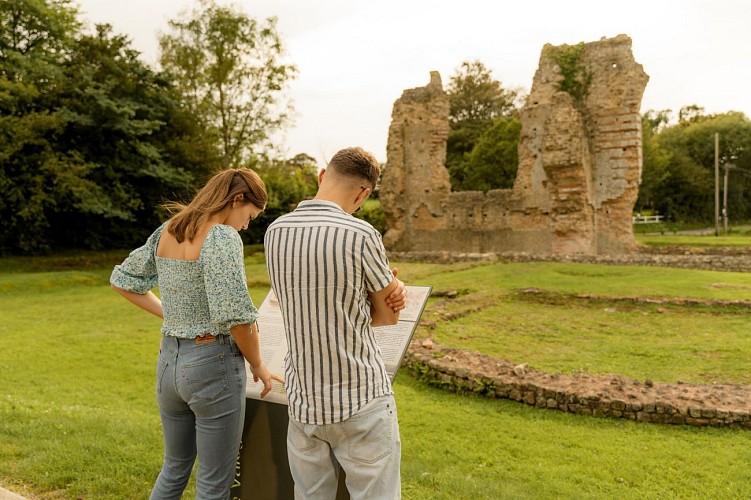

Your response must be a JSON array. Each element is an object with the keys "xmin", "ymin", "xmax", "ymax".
[{"xmin": 380, "ymin": 34, "xmax": 649, "ymax": 255}]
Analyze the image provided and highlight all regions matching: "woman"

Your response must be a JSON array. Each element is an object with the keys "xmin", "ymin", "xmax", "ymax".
[{"xmin": 110, "ymin": 168, "xmax": 282, "ymax": 499}]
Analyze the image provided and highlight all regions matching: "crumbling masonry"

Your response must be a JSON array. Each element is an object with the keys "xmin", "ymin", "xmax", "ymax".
[{"xmin": 380, "ymin": 35, "xmax": 649, "ymax": 255}]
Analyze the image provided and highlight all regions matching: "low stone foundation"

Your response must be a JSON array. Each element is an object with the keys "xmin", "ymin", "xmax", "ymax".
[
  {"xmin": 405, "ymin": 340, "xmax": 751, "ymax": 429},
  {"xmin": 389, "ymin": 247, "xmax": 751, "ymax": 272}
]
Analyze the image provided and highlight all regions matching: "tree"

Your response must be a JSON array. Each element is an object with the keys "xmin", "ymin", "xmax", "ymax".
[
  {"xmin": 0, "ymin": 0, "xmax": 217, "ymax": 253},
  {"xmin": 0, "ymin": 0, "xmax": 79, "ymax": 82},
  {"xmin": 444, "ymin": 60, "xmax": 521, "ymax": 190},
  {"xmin": 642, "ymin": 109, "xmax": 672, "ymax": 134},
  {"xmin": 678, "ymin": 104, "xmax": 705, "ymax": 124},
  {"xmin": 243, "ymin": 153, "xmax": 318, "ymax": 243},
  {"xmin": 635, "ymin": 111, "xmax": 672, "ymax": 214},
  {"xmin": 0, "ymin": 0, "xmax": 81, "ymax": 252},
  {"xmin": 48, "ymin": 24, "xmax": 218, "ymax": 249},
  {"xmin": 447, "ymin": 60, "xmax": 519, "ymax": 124},
  {"xmin": 461, "ymin": 116, "xmax": 521, "ymax": 191},
  {"xmin": 637, "ymin": 108, "xmax": 751, "ymax": 223},
  {"xmin": 159, "ymin": 0, "xmax": 297, "ymax": 168}
]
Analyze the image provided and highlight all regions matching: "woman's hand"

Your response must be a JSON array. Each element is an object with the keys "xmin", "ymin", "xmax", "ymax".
[
  {"xmin": 251, "ymin": 361, "xmax": 284, "ymax": 398},
  {"xmin": 230, "ymin": 322, "xmax": 283, "ymax": 397}
]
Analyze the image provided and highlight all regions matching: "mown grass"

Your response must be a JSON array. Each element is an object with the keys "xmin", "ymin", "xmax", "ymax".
[
  {"xmin": 400, "ymin": 261, "xmax": 751, "ymax": 384},
  {"xmin": 634, "ymin": 222, "xmax": 751, "ymax": 247},
  {"xmin": 429, "ymin": 294, "xmax": 751, "ymax": 384},
  {"xmin": 637, "ymin": 233, "xmax": 751, "ymax": 247},
  {"xmin": 409, "ymin": 260, "xmax": 751, "ymax": 300},
  {"xmin": 1, "ymin": 250, "xmax": 751, "ymax": 498},
  {"xmin": 631, "ymin": 221, "xmax": 708, "ymax": 234},
  {"xmin": 398, "ymin": 374, "xmax": 751, "ymax": 499}
]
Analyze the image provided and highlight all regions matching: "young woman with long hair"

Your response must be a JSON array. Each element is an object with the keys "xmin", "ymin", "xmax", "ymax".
[{"xmin": 111, "ymin": 168, "xmax": 282, "ymax": 499}]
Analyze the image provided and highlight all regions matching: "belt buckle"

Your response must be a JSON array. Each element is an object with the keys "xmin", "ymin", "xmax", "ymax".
[{"xmin": 195, "ymin": 333, "xmax": 216, "ymax": 345}]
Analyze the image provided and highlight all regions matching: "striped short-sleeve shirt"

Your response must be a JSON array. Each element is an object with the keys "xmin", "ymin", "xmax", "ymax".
[{"xmin": 264, "ymin": 200, "xmax": 395, "ymax": 425}]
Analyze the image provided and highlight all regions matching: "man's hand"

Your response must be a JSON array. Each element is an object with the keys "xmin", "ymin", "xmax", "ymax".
[{"xmin": 385, "ymin": 267, "xmax": 407, "ymax": 312}]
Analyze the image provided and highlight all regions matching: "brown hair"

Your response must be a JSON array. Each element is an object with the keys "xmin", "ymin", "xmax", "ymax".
[
  {"xmin": 163, "ymin": 168, "xmax": 267, "ymax": 243},
  {"xmin": 327, "ymin": 147, "xmax": 381, "ymax": 189}
]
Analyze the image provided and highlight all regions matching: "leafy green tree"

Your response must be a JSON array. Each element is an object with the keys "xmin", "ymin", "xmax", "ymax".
[
  {"xmin": 49, "ymin": 24, "xmax": 218, "ymax": 249},
  {"xmin": 670, "ymin": 111, "xmax": 751, "ymax": 222},
  {"xmin": 461, "ymin": 117, "xmax": 521, "ymax": 191},
  {"xmin": 0, "ymin": 0, "xmax": 217, "ymax": 253},
  {"xmin": 445, "ymin": 60, "xmax": 520, "ymax": 190},
  {"xmin": 636, "ymin": 111, "xmax": 672, "ymax": 213},
  {"xmin": 354, "ymin": 200, "xmax": 386, "ymax": 234},
  {"xmin": 678, "ymin": 104, "xmax": 705, "ymax": 124},
  {"xmin": 0, "ymin": 0, "xmax": 78, "ymax": 81},
  {"xmin": 637, "ymin": 108, "xmax": 751, "ymax": 223},
  {"xmin": 0, "ymin": 0, "xmax": 81, "ymax": 252},
  {"xmin": 448, "ymin": 61, "xmax": 519, "ymax": 123},
  {"xmin": 159, "ymin": 0, "xmax": 297, "ymax": 168},
  {"xmin": 244, "ymin": 153, "xmax": 318, "ymax": 243}
]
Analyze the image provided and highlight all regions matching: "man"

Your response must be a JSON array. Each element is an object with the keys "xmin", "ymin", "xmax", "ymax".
[{"xmin": 265, "ymin": 146, "xmax": 407, "ymax": 499}]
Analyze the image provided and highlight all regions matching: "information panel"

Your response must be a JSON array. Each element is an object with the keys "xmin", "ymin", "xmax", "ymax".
[
  {"xmin": 244, "ymin": 285, "xmax": 432, "ymax": 403},
  {"xmin": 234, "ymin": 285, "xmax": 431, "ymax": 499}
]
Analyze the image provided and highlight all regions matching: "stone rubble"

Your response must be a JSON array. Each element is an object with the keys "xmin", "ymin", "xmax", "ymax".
[{"xmin": 406, "ymin": 340, "xmax": 751, "ymax": 429}]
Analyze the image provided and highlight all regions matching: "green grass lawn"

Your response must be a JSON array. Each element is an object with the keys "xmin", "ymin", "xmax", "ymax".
[
  {"xmin": 635, "ymin": 223, "xmax": 751, "ymax": 247},
  {"xmin": 1, "ymin": 253, "xmax": 751, "ymax": 498},
  {"xmin": 637, "ymin": 233, "xmax": 751, "ymax": 247},
  {"xmin": 401, "ymin": 261, "xmax": 751, "ymax": 384}
]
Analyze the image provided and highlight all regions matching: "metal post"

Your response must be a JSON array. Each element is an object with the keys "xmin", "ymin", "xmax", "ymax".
[
  {"xmin": 723, "ymin": 164, "xmax": 729, "ymax": 234},
  {"xmin": 715, "ymin": 133, "xmax": 720, "ymax": 236}
]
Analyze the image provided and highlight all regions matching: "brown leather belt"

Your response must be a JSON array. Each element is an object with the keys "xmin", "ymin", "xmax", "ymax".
[{"xmin": 195, "ymin": 333, "xmax": 216, "ymax": 344}]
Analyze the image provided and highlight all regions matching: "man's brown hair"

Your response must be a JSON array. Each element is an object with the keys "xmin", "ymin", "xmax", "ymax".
[{"xmin": 327, "ymin": 147, "xmax": 381, "ymax": 189}]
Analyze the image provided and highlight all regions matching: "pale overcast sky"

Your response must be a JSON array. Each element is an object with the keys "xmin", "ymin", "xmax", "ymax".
[{"xmin": 74, "ymin": 0, "xmax": 751, "ymax": 165}]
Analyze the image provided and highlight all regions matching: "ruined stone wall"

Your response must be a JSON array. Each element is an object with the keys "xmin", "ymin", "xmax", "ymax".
[
  {"xmin": 406, "ymin": 340, "xmax": 751, "ymax": 429},
  {"xmin": 380, "ymin": 35, "xmax": 649, "ymax": 255}
]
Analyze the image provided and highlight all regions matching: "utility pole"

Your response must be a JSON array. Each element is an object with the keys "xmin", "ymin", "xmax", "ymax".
[
  {"xmin": 723, "ymin": 163, "xmax": 729, "ymax": 234},
  {"xmin": 714, "ymin": 133, "xmax": 720, "ymax": 236}
]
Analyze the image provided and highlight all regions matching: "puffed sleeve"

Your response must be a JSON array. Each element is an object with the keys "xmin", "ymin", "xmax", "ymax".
[
  {"xmin": 110, "ymin": 223, "xmax": 166, "ymax": 294},
  {"xmin": 202, "ymin": 225, "xmax": 258, "ymax": 331}
]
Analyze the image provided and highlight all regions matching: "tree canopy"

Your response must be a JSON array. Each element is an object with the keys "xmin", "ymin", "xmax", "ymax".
[
  {"xmin": 637, "ymin": 108, "xmax": 751, "ymax": 223},
  {"xmin": 444, "ymin": 60, "xmax": 521, "ymax": 191},
  {"xmin": 0, "ymin": 0, "xmax": 216, "ymax": 253},
  {"xmin": 0, "ymin": 0, "xmax": 309, "ymax": 254},
  {"xmin": 159, "ymin": 0, "xmax": 297, "ymax": 168},
  {"xmin": 4, "ymin": 2, "xmax": 751, "ymax": 254},
  {"xmin": 243, "ymin": 153, "xmax": 318, "ymax": 243}
]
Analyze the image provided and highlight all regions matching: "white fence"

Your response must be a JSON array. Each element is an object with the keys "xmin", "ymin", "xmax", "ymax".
[{"xmin": 632, "ymin": 215, "xmax": 665, "ymax": 224}]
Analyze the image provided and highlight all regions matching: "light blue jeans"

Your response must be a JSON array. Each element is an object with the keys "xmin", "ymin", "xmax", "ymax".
[
  {"xmin": 150, "ymin": 335, "xmax": 247, "ymax": 500},
  {"xmin": 287, "ymin": 394, "xmax": 401, "ymax": 500}
]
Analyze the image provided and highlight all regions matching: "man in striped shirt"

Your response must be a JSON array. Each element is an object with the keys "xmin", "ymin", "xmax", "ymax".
[{"xmin": 265, "ymin": 147, "xmax": 407, "ymax": 499}]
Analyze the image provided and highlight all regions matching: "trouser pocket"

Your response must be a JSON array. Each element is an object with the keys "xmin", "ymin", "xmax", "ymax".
[
  {"xmin": 343, "ymin": 397, "xmax": 395, "ymax": 464},
  {"xmin": 183, "ymin": 353, "xmax": 229, "ymax": 401},
  {"xmin": 156, "ymin": 358, "xmax": 169, "ymax": 394}
]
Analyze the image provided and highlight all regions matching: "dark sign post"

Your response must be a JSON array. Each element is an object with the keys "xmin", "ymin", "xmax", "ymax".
[
  {"xmin": 232, "ymin": 398, "xmax": 352, "ymax": 499},
  {"xmin": 232, "ymin": 286, "xmax": 431, "ymax": 499}
]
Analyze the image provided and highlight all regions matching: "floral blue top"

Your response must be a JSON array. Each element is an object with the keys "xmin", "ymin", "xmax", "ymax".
[{"xmin": 110, "ymin": 222, "xmax": 258, "ymax": 338}]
